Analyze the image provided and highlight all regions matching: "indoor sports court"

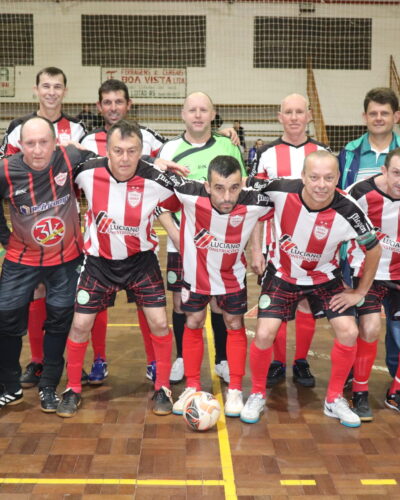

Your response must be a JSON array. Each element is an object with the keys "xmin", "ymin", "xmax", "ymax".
[{"xmin": 1, "ymin": 1, "xmax": 400, "ymax": 498}]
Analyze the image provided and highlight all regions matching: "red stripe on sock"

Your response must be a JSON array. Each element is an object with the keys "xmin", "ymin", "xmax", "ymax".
[
  {"xmin": 182, "ymin": 326, "xmax": 203, "ymax": 391},
  {"xmin": 91, "ymin": 309, "xmax": 108, "ymax": 360},
  {"xmin": 250, "ymin": 341, "xmax": 272, "ymax": 397},
  {"xmin": 227, "ymin": 328, "xmax": 247, "ymax": 390},
  {"xmin": 352, "ymin": 337, "xmax": 378, "ymax": 392},
  {"xmin": 66, "ymin": 338, "xmax": 89, "ymax": 393},
  {"xmin": 150, "ymin": 330, "xmax": 172, "ymax": 390},
  {"xmin": 326, "ymin": 339, "xmax": 357, "ymax": 402}
]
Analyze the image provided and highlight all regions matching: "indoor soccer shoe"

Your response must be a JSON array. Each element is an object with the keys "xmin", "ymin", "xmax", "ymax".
[
  {"xmin": 88, "ymin": 358, "xmax": 108, "ymax": 385},
  {"xmin": 152, "ymin": 386, "xmax": 173, "ymax": 415},
  {"xmin": 324, "ymin": 397, "xmax": 361, "ymax": 427},
  {"xmin": 146, "ymin": 361, "xmax": 157, "ymax": 382},
  {"xmin": 56, "ymin": 388, "xmax": 81, "ymax": 418},
  {"xmin": 20, "ymin": 362, "xmax": 43, "ymax": 388},
  {"xmin": 292, "ymin": 359, "xmax": 315, "ymax": 388},
  {"xmin": 170, "ymin": 357, "xmax": 184, "ymax": 384},
  {"xmin": 267, "ymin": 361, "xmax": 286, "ymax": 387},
  {"xmin": 351, "ymin": 391, "xmax": 373, "ymax": 422},
  {"xmin": 240, "ymin": 393, "xmax": 266, "ymax": 424},
  {"xmin": 215, "ymin": 360, "xmax": 230, "ymax": 384},
  {"xmin": 385, "ymin": 390, "xmax": 400, "ymax": 413},
  {"xmin": 0, "ymin": 387, "xmax": 23, "ymax": 408},
  {"xmin": 172, "ymin": 387, "xmax": 197, "ymax": 415},
  {"xmin": 224, "ymin": 388, "xmax": 244, "ymax": 417},
  {"xmin": 39, "ymin": 386, "xmax": 60, "ymax": 413}
]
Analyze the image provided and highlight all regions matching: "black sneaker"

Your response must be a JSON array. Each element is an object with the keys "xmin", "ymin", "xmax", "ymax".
[
  {"xmin": 267, "ymin": 361, "xmax": 286, "ymax": 387},
  {"xmin": 385, "ymin": 390, "xmax": 400, "ymax": 413},
  {"xmin": 0, "ymin": 387, "xmax": 23, "ymax": 408},
  {"xmin": 292, "ymin": 359, "xmax": 316, "ymax": 388},
  {"xmin": 344, "ymin": 369, "xmax": 354, "ymax": 391},
  {"xmin": 20, "ymin": 362, "xmax": 43, "ymax": 388},
  {"xmin": 56, "ymin": 389, "xmax": 81, "ymax": 418},
  {"xmin": 152, "ymin": 386, "xmax": 173, "ymax": 415},
  {"xmin": 81, "ymin": 369, "xmax": 89, "ymax": 386},
  {"xmin": 351, "ymin": 391, "xmax": 373, "ymax": 422},
  {"xmin": 39, "ymin": 386, "xmax": 60, "ymax": 413}
]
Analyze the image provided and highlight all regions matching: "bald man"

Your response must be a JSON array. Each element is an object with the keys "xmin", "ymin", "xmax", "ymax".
[
  {"xmin": 250, "ymin": 93, "xmax": 330, "ymax": 389},
  {"xmin": 157, "ymin": 91, "xmax": 246, "ymax": 389}
]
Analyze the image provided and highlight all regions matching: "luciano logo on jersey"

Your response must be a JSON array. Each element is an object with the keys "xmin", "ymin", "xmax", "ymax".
[
  {"xmin": 194, "ymin": 228, "xmax": 240, "ymax": 254},
  {"xmin": 279, "ymin": 234, "xmax": 320, "ymax": 262},
  {"xmin": 373, "ymin": 226, "xmax": 400, "ymax": 253},
  {"xmin": 96, "ymin": 211, "xmax": 139, "ymax": 235}
]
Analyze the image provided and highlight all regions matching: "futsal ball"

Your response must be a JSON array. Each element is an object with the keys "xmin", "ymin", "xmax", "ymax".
[{"xmin": 183, "ymin": 391, "xmax": 221, "ymax": 431}]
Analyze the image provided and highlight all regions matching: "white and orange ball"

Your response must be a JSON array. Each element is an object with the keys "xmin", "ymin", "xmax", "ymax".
[{"xmin": 183, "ymin": 391, "xmax": 221, "ymax": 431}]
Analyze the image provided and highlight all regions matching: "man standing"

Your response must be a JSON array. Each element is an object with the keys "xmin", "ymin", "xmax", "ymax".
[
  {"xmin": 56, "ymin": 120, "xmax": 183, "ymax": 418},
  {"xmin": 243, "ymin": 150, "xmax": 381, "ymax": 427},
  {"xmin": 251, "ymin": 93, "xmax": 330, "ymax": 389},
  {"xmin": 0, "ymin": 116, "xmax": 94, "ymax": 412},
  {"xmin": 348, "ymin": 148, "xmax": 400, "ymax": 419},
  {"xmin": 157, "ymin": 91, "xmax": 246, "ymax": 385}
]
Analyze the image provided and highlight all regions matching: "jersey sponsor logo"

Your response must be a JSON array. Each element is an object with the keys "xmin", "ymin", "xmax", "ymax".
[
  {"xmin": 229, "ymin": 215, "xmax": 244, "ymax": 227},
  {"xmin": 348, "ymin": 212, "xmax": 367, "ymax": 233},
  {"xmin": 54, "ymin": 172, "xmax": 68, "ymax": 187},
  {"xmin": 32, "ymin": 216, "xmax": 65, "ymax": 246},
  {"xmin": 279, "ymin": 234, "xmax": 321, "ymax": 262},
  {"xmin": 257, "ymin": 193, "xmax": 270, "ymax": 204},
  {"xmin": 15, "ymin": 188, "xmax": 27, "ymax": 195},
  {"xmin": 314, "ymin": 223, "xmax": 329, "ymax": 240},
  {"xmin": 95, "ymin": 211, "xmax": 140, "ymax": 235},
  {"xmin": 181, "ymin": 287, "xmax": 190, "ymax": 303},
  {"xmin": 19, "ymin": 194, "xmax": 71, "ymax": 215},
  {"xmin": 58, "ymin": 132, "xmax": 71, "ymax": 143},
  {"xmin": 193, "ymin": 228, "xmax": 240, "ymax": 254},
  {"xmin": 127, "ymin": 189, "xmax": 142, "ymax": 208},
  {"xmin": 372, "ymin": 226, "xmax": 400, "ymax": 253}
]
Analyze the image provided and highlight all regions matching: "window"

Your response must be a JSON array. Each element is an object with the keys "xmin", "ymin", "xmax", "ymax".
[{"xmin": 0, "ymin": 14, "xmax": 34, "ymax": 65}]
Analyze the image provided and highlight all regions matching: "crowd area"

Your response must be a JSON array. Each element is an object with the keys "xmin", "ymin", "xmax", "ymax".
[{"xmin": 0, "ymin": 67, "xmax": 400, "ymax": 430}]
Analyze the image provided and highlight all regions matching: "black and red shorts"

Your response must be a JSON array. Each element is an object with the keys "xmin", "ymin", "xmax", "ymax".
[
  {"xmin": 258, "ymin": 272, "xmax": 354, "ymax": 321},
  {"xmin": 75, "ymin": 251, "xmax": 166, "ymax": 314},
  {"xmin": 166, "ymin": 251, "xmax": 183, "ymax": 291},
  {"xmin": 353, "ymin": 277, "xmax": 400, "ymax": 320},
  {"xmin": 180, "ymin": 281, "xmax": 247, "ymax": 315}
]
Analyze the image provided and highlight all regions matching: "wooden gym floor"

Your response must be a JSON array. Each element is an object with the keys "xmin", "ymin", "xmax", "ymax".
[{"xmin": 0, "ymin": 226, "xmax": 400, "ymax": 500}]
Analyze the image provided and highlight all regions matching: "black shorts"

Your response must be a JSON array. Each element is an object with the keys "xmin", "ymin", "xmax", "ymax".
[
  {"xmin": 180, "ymin": 282, "xmax": 247, "ymax": 315},
  {"xmin": 258, "ymin": 272, "xmax": 354, "ymax": 321},
  {"xmin": 353, "ymin": 277, "xmax": 400, "ymax": 320},
  {"xmin": 75, "ymin": 251, "xmax": 166, "ymax": 314},
  {"xmin": 166, "ymin": 252, "xmax": 183, "ymax": 291}
]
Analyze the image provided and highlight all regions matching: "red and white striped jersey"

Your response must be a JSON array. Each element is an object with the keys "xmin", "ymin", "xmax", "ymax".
[
  {"xmin": 80, "ymin": 125, "xmax": 166, "ymax": 157},
  {"xmin": 0, "ymin": 145, "xmax": 94, "ymax": 266},
  {"xmin": 250, "ymin": 137, "xmax": 329, "ymax": 249},
  {"xmin": 249, "ymin": 177, "xmax": 378, "ymax": 286},
  {"xmin": 168, "ymin": 174, "xmax": 273, "ymax": 294},
  {"xmin": 0, "ymin": 112, "xmax": 86, "ymax": 158},
  {"xmin": 74, "ymin": 158, "xmax": 180, "ymax": 259},
  {"xmin": 348, "ymin": 175, "xmax": 400, "ymax": 280}
]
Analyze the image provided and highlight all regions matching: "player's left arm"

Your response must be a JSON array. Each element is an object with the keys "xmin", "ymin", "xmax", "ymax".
[{"xmin": 154, "ymin": 157, "xmax": 190, "ymax": 177}]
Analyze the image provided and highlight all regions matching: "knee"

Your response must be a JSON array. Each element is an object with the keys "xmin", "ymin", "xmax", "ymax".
[
  {"xmin": 359, "ymin": 321, "xmax": 380, "ymax": 343},
  {"xmin": 69, "ymin": 314, "xmax": 93, "ymax": 342},
  {"xmin": 0, "ymin": 306, "xmax": 29, "ymax": 337},
  {"xmin": 225, "ymin": 317, "xmax": 244, "ymax": 331}
]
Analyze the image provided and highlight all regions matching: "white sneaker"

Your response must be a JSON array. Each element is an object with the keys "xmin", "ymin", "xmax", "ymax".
[
  {"xmin": 172, "ymin": 387, "xmax": 197, "ymax": 415},
  {"xmin": 240, "ymin": 393, "xmax": 266, "ymax": 424},
  {"xmin": 324, "ymin": 396, "xmax": 361, "ymax": 428},
  {"xmin": 215, "ymin": 360, "xmax": 230, "ymax": 384},
  {"xmin": 224, "ymin": 389, "xmax": 243, "ymax": 417},
  {"xmin": 170, "ymin": 357, "xmax": 184, "ymax": 384}
]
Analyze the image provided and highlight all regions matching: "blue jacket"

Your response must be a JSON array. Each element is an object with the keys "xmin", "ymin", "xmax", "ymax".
[{"xmin": 338, "ymin": 132, "xmax": 400, "ymax": 189}]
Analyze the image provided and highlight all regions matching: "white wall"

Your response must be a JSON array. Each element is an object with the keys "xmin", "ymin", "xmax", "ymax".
[{"xmin": 1, "ymin": 0, "xmax": 400, "ymax": 125}]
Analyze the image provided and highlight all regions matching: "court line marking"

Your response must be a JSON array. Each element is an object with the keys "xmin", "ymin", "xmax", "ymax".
[
  {"xmin": 280, "ymin": 480, "xmax": 316, "ymax": 485},
  {"xmin": 361, "ymin": 479, "xmax": 397, "ymax": 485},
  {"xmin": 0, "ymin": 478, "xmax": 224, "ymax": 486},
  {"xmin": 205, "ymin": 312, "xmax": 238, "ymax": 500}
]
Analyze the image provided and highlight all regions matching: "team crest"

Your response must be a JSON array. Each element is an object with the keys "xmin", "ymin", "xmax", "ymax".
[
  {"xmin": 58, "ymin": 132, "xmax": 71, "ymax": 143},
  {"xmin": 229, "ymin": 215, "xmax": 243, "ymax": 227},
  {"xmin": 314, "ymin": 224, "xmax": 329, "ymax": 240},
  {"xmin": 127, "ymin": 190, "xmax": 142, "ymax": 207},
  {"xmin": 54, "ymin": 172, "xmax": 68, "ymax": 187}
]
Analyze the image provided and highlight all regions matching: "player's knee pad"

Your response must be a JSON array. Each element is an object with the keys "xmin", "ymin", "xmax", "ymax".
[
  {"xmin": 0, "ymin": 305, "xmax": 29, "ymax": 337},
  {"xmin": 44, "ymin": 304, "xmax": 74, "ymax": 336}
]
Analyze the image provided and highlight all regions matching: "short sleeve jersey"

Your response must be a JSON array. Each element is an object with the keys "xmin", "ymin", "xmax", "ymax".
[
  {"xmin": 348, "ymin": 175, "xmax": 400, "ymax": 280},
  {"xmin": 0, "ymin": 112, "xmax": 86, "ymax": 158}
]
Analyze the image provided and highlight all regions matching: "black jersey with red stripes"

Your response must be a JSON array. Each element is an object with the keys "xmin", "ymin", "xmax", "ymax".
[{"xmin": 0, "ymin": 145, "xmax": 95, "ymax": 266}]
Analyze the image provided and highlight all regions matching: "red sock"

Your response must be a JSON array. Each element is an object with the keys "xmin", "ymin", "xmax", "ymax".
[
  {"xmin": 352, "ymin": 337, "xmax": 378, "ymax": 393},
  {"xmin": 150, "ymin": 330, "xmax": 172, "ymax": 391},
  {"xmin": 326, "ymin": 339, "xmax": 357, "ymax": 402},
  {"xmin": 273, "ymin": 322, "xmax": 287, "ymax": 365},
  {"xmin": 66, "ymin": 338, "xmax": 89, "ymax": 393},
  {"xmin": 226, "ymin": 328, "xmax": 247, "ymax": 390},
  {"xmin": 182, "ymin": 326, "xmax": 203, "ymax": 391},
  {"xmin": 389, "ymin": 353, "xmax": 400, "ymax": 393},
  {"xmin": 91, "ymin": 309, "xmax": 107, "ymax": 360},
  {"xmin": 294, "ymin": 310, "xmax": 316, "ymax": 361},
  {"xmin": 250, "ymin": 341, "xmax": 272, "ymax": 398},
  {"xmin": 28, "ymin": 298, "xmax": 46, "ymax": 363},
  {"xmin": 137, "ymin": 308, "xmax": 155, "ymax": 364}
]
